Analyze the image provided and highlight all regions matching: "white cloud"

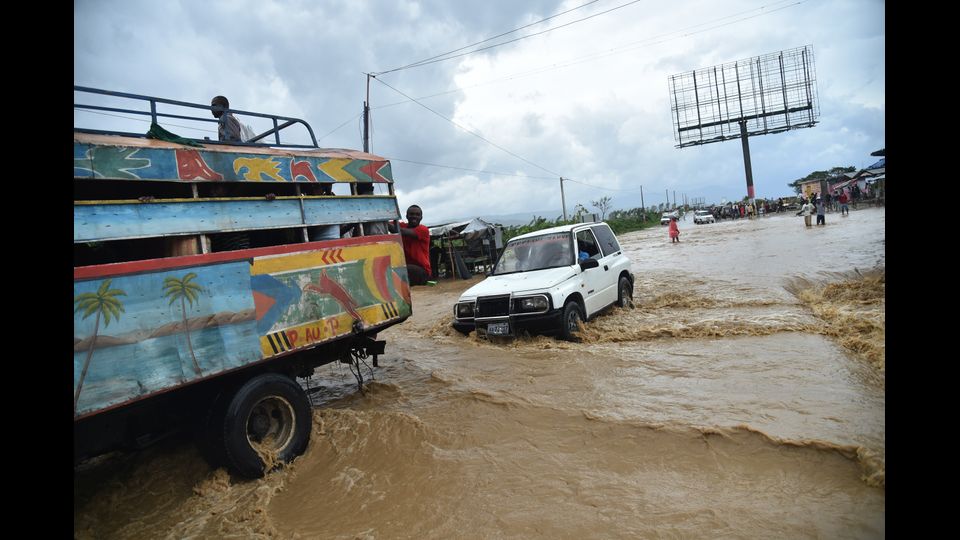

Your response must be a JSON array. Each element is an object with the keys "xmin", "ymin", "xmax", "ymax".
[{"xmin": 75, "ymin": 0, "xmax": 884, "ymax": 222}]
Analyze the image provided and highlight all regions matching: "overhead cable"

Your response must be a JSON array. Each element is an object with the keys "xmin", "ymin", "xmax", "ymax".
[
  {"xmin": 372, "ymin": 0, "xmax": 804, "ymax": 108},
  {"xmin": 388, "ymin": 158, "xmax": 556, "ymax": 180},
  {"xmin": 373, "ymin": 0, "xmax": 645, "ymax": 75},
  {"xmin": 373, "ymin": 77, "xmax": 563, "ymax": 178}
]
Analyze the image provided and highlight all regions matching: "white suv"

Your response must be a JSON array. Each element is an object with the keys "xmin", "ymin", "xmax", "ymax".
[
  {"xmin": 693, "ymin": 210, "xmax": 715, "ymax": 224},
  {"xmin": 452, "ymin": 223, "xmax": 634, "ymax": 341},
  {"xmin": 660, "ymin": 211, "xmax": 678, "ymax": 225}
]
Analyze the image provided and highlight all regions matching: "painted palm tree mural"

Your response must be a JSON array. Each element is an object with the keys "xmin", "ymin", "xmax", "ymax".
[
  {"xmin": 163, "ymin": 273, "xmax": 205, "ymax": 376},
  {"xmin": 74, "ymin": 279, "xmax": 126, "ymax": 415}
]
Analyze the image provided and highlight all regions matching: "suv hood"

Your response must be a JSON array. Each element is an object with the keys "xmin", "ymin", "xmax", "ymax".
[{"xmin": 460, "ymin": 267, "xmax": 576, "ymax": 298}]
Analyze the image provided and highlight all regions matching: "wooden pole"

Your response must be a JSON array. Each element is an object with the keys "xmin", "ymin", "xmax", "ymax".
[{"xmin": 447, "ymin": 235, "xmax": 457, "ymax": 279}]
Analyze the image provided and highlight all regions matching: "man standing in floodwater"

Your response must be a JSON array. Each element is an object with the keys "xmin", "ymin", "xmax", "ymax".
[
  {"xmin": 799, "ymin": 199, "xmax": 814, "ymax": 227},
  {"xmin": 816, "ymin": 198, "xmax": 826, "ymax": 226}
]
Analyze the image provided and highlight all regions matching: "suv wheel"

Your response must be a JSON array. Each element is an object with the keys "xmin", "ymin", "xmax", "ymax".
[
  {"xmin": 617, "ymin": 277, "xmax": 633, "ymax": 309},
  {"xmin": 560, "ymin": 301, "xmax": 584, "ymax": 342}
]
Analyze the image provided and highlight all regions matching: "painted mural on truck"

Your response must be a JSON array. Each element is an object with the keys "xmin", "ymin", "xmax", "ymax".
[
  {"xmin": 73, "ymin": 142, "xmax": 393, "ymax": 184},
  {"xmin": 73, "ymin": 240, "xmax": 411, "ymax": 418}
]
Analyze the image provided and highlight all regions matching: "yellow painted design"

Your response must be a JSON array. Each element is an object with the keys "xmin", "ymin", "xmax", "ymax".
[
  {"xmin": 258, "ymin": 303, "xmax": 401, "ymax": 357},
  {"xmin": 363, "ymin": 256, "xmax": 386, "ymax": 303},
  {"xmin": 234, "ymin": 157, "xmax": 286, "ymax": 182},
  {"xmin": 251, "ymin": 241, "xmax": 404, "ymax": 276},
  {"xmin": 318, "ymin": 158, "xmax": 355, "ymax": 182}
]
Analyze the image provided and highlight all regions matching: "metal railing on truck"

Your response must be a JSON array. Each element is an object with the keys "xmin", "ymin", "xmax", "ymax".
[{"xmin": 74, "ymin": 85, "xmax": 319, "ymax": 148}]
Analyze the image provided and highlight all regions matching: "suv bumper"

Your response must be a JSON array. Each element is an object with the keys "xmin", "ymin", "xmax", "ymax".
[{"xmin": 454, "ymin": 308, "xmax": 565, "ymax": 337}]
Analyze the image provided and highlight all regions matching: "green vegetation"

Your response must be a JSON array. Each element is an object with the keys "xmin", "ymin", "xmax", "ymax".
[{"xmin": 501, "ymin": 207, "xmax": 663, "ymax": 243}]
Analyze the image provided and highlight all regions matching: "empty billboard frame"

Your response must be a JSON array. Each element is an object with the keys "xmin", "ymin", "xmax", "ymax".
[{"xmin": 669, "ymin": 45, "xmax": 819, "ymax": 148}]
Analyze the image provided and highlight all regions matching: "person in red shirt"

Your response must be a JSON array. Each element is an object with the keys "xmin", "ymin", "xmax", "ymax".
[
  {"xmin": 839, "ymin": 191, "xmax": 849, "ymax": 216},
  {"xmin": 397, "ymin": 205, "xmax": 431, "ymax": 285}
]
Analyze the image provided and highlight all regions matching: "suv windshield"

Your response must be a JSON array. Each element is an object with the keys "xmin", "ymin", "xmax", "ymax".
[{"xmin": 493, "ymin": 232, "xmax": 573, "ymax": 275}]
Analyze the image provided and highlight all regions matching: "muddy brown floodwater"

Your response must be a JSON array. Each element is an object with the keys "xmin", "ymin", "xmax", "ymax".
[{"xmin": 75, "ymin": 207, "xmax": 885, "ymax": 539}]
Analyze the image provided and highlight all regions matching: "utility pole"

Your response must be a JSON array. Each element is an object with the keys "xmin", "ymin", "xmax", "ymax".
[
  {"xmin": 560, "ymin": 177, "xmax": 568, "ymax": 221},
  {"xmin": 640, "ymin": 185, "xmax": 645, "ymax": 221},
  {"xmin": 673, "ymin": 190, "xmax": 676, "ymax": 209},
  {"xmin": 363, "ymin": 73, "xmax": 372, "ymax": 153},
  {"xmin": 665, "ymin": 189, "xmax": 669, "ymax": 210}
]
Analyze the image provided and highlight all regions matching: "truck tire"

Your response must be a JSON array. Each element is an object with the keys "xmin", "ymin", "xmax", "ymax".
[
  {"xmin": 222, "ymin": 373, "xmax": 312, "ymax": 478},
  {"xmin": 194, "ymin": 386, "xmax": 232, "ymax": 469},
  {"xmin": 617, "ymin": 276, "xmax": 634, "ymax": 309},
  {"xmin": 559, "ymin": 301, "xmax": 584, "ymax": 342}
]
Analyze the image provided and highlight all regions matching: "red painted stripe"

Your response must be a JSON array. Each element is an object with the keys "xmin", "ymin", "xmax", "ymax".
[
  {"xmin": 74, "ymin": 234, "xmax": 400, "ymax": 280},
  {"xmin": 359, "ymin": 161, "xmax": 388, "ymax": 182}
]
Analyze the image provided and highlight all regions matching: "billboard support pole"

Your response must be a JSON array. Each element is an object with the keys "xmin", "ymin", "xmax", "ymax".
[{"xmin": 739, "ymin": 120, "xmax": 755, "ymax": 205}]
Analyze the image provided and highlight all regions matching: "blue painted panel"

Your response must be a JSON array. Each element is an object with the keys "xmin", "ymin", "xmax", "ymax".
[
  {"xmin": 302, "ymin": 197, "xmax": 398, "ymax": 226},
  {"xmin": 75, "ymin": 197, "xmax": 400, "ymax": 242},
  {"xmin": 73, "ymin": 261, "xmax": 259, "ymax": 416}
]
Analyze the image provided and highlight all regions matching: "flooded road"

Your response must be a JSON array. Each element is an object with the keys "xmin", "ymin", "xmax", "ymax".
[{"xmin": 75, "ymin": 207, "xmax": 885, "ymax": 539}]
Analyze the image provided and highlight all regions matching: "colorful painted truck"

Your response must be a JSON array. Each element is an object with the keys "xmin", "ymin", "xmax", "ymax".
[{"xmin": 74, "ymin": 87, "xmax": 412, "ymax": 477}]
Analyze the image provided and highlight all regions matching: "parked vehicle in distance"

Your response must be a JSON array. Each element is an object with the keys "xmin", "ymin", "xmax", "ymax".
[
  {"xmin": 660, "ymin": 211, "xmax": 678, "ymax": 225},
  {"xmin": 693, "ymin": 210, "xmax": 715, "ymax": 224},
  {"xmin": 452, "ymin": 222, "xmax": 634, "ymax": 341}
]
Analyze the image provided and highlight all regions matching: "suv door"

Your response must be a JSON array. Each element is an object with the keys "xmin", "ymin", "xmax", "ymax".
[
  {"xmin": 575, "ymin": 227, "xmax": 610, "ymax": 316},
  {"xmin": 591, "ymin": 223, "xmax": 629, "ymax": 306}
]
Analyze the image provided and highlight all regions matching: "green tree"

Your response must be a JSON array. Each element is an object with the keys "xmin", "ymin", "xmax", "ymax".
[
  {"xmin": 787, "ymin": 166, "xmax": 856, "ymax": 194},
  {"xmin": 591, "ymin": 196, "xmax": 613, "ymax": 220},
  {"xmin": 163, "ymin": 273, "xmax": 205, "ymax": 376},
  {"xmin": 74, "ymin": 279, "xmax": 126, "ymax": 415}
]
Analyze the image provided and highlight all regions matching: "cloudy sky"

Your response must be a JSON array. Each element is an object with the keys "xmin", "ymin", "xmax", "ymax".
[{"xmin": 74, "ymin": 0, "xmax": 884, "ymax": 225}]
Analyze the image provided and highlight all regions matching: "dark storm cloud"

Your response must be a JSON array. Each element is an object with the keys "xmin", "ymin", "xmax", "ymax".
[{"xmin": 74, "ymin": 0, "xmax": 884, "ymax": 223}]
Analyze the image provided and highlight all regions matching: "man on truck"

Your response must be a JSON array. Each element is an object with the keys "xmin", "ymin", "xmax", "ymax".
[{"xmin": 395, "ymin": 205, "xmax": 431, "ymax": 286}]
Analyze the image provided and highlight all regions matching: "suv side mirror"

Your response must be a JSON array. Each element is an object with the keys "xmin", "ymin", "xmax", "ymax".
[{"xmin": 579, "ymin": 258, "xmax": 599, "ymax": 270}]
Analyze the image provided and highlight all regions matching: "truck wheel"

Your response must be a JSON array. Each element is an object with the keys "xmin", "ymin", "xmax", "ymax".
[
  {"xmin": 222, "ymin": 373, "xmax": 312, "ymax": 478},
  {"xmin": 194, "ymin": 386, "xmax": 232, "ymax": 469},
  {"xmin": 617, "ymin": 277, "xmax": 634, "ymax": 309},
  {"xmin": 559, "ymin": 301, "xmax": 584, "ymax": 342}
]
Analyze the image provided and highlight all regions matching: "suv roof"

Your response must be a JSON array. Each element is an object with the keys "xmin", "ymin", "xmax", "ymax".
[{"xmin": 510, "ymin": 222, "xmax": 602, "ymax": 242}]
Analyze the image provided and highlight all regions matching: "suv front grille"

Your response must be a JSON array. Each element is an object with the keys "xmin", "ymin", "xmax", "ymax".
[{"xmin": 476, "ymin": 295, "xmax": 510, "ymax": 318}]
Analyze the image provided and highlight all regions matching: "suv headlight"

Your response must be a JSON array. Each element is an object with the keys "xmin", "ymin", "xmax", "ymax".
[
  {"xmin": 455, "ymin": 301, "xmax": 475, "ymax": 318},
  {"xmin": 512, "ymin": 295, "xmax": 549, "ymax": 313}
]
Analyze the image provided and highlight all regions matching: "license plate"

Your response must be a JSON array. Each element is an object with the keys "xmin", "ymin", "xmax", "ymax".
[{"xmin": 487, "ymin": 322, "xmax": 510, "ymax": 336}]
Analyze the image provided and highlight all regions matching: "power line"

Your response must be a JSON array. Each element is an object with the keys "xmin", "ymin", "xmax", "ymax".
[
  {"xmin": 373, "ymin": 77, "xmax": 563, "ymax": 178},
  {"xmin": 564, "ymin": 178, "xmax": 645, "ymax": 192},
  {"xmin": 373, "ymin": 0, "xmax": 645, "ymax": 75},
  {"xmin": 371, "ymin": 0, "xmax": 804, "ymax": 109},
  {"xmin": 374, "ymin": 0, "xmax": 602, "ymax": 75},
  {"xmin": 317, "ymin": 112, "xmax": 363, "ymax": 142},
  {"xmin": 388, "ymin": 157, "xmax": 556, "ymax": 180}
]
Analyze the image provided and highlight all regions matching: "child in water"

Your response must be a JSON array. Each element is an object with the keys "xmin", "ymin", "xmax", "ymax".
[{"xmin": 669, "ymin": 216, "xmax": 680, "ymax": 243}]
